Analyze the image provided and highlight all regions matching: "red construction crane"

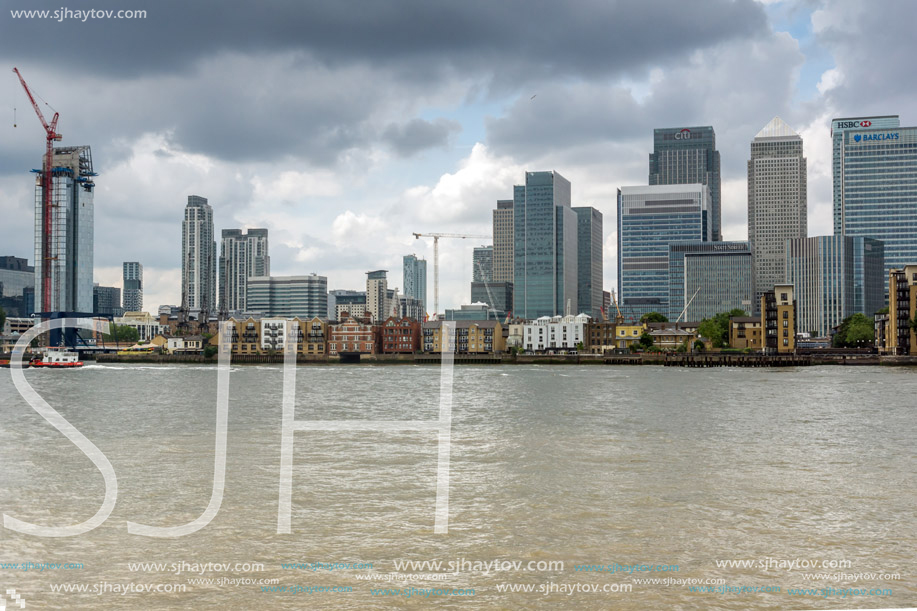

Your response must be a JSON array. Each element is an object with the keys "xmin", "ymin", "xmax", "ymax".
[{"xmin": 13, "ymin": 67, "xmax": 62, "ymax": 313}]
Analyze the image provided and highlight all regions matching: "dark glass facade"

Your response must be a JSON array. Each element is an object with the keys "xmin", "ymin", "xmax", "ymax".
[
  {"xmin": 649, "ymin": 126, "xmax": 722, "ymax": 241},
  {"xmin": 832, "ymin": 116, "xmax": 917, "ymax": 293},
  {"xmin": 513, "ymin": 171, "xmax": 577, "ymax": 319},
  {"xmin": 572, "ymin": 206, "xmax": 603, "ymax": 318}
]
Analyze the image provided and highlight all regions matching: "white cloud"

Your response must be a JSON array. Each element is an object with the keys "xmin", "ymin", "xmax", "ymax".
[{"xmin": 816, "ymin": 67, "xmax": 844, "ymax": 95}]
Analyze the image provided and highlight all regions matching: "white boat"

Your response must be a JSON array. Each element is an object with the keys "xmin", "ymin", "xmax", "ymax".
[{"xmin": 30, "ymin": 349, "xmax": 84, "ymax": 368}]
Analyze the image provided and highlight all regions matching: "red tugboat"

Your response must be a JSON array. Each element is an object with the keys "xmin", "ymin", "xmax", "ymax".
[{"xmin": 29, "ymin": 349, "xmax": 84, "ymax": 368}]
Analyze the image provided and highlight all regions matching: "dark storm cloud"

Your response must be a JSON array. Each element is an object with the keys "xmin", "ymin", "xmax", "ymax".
[
  {"xmin": 382, "ymin": 118, "xmax": 461, "ymax": 157},
  {"xmin": 1, "ymin": 0, "xmax": 769, "ymax": 167},
  {"xmin": 3, "ymin": 0, "xmax": 768, "ymax": 79}
]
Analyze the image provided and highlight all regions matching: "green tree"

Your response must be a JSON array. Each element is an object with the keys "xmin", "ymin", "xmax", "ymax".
[
  {"xmin": 0, "ymin": 305, "xmax": 6, "ymax": 333},
  {"xmin": 638, "ymin": 331, "xmax": 654, "ymax": 349},
  {"xmin": 876, "ymin": 305, "xmax": 889, "ymax": 315},
  {"xmin": 203, "ymin": 345, "xmax": 218, "ymax": 358},
  {"xmin": 693, "ymin": 339, "xmax": 706, "ymax": 352},
  {"xmin": 640, "ymin": 311, "xmax": 669, "ymax": 324},
  {"xmin": 697, "ymin": 308, "xmax": 748, "ymax": 348},
  {"xmin": 909, "ymin": 315, "xmax": 917, "ymax": 336},
  {"xmin": 103, "ymin": 324, "xmax": 140, "ymax": 344},
  {"xmin": 833, "ymin": 312, "xmax": 874, "ymax": 348}
]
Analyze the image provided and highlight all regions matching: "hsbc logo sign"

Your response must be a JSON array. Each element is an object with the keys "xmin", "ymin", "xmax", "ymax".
[
  {"xmin": 674, "ymin": 128, "xmax": 692, "ymax": 140},
  {"xmin": 836, "ymin": 119, "xmax": 873, "ymax": 129}
]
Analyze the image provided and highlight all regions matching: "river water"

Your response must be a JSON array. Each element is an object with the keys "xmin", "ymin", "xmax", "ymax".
[{"xmin": 1, "ymin": 363, "xmax": 915, "ymax": 610}]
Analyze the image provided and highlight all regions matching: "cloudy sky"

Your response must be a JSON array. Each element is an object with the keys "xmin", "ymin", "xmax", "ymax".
[{"xmin": 1, "ymin": 0, "xmax": 915, "ymax": 313}]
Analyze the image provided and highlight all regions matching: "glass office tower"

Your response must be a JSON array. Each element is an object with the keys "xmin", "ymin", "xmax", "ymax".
[
  {"xmin": 668, "ymin": 241, "xmax": 753, "ymax": 321},
  {"xmin": 513, "ymin": 171, "xmax": 577, "ymax": 319},
  {"xmin": 617, "ymin": 184, "xmax": 710, "ymax": 321},
  {"xmin": 832, "ymin": 115, "xmax": 917, "ymax": 293},
  {"xmin": 786, "ymin": 235, "xmax": 884, "ymax": 337},
  {"xmin": 650, "ymin": 126, "xmax": 722, "ymax": 241}
]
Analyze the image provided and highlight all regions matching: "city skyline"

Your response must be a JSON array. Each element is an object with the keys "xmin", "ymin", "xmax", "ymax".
[{"xmin": 2, "ymin": 2, "xmax": 917, "ymax": 313}]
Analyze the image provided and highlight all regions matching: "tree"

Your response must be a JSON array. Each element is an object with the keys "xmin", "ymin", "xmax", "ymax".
[
  {"xmin": 203, "ymin": 345, "xmax": 218, "ymax": 358},
  {"xmin": 909, "ymin": 315, "xmax": 917, "ymax": 337},
  {"xmin": 697, "ymin": 308, "xmax": 747, "ymax": 349},
  {"xmin": 0, "ymin": 305, "xmax": 6, "ymax": 333},
  {"xmin": 693, "ymin": 339, "xmax": 706, "ymax": 352},
  {"xmin": 833, "ymin": 312, "xmax": 874, "ymax": 348},
  {"xmin": 640, "ymin": 312, "xmax": 668, "ymax": 324},
  {"xmin": 876, "ymin": 305, "xmax": 889, "ymax": 315},
  {"xmin": 103, "ymin": 324, "xmax": 140, "ymax": 344},
  {"xmin": 638, "ymin": 331, "xmax": 654, "ymax": 349},
  {"xmin": 575, "ymin": 341, "xmax": 585, "ymax": 352}
]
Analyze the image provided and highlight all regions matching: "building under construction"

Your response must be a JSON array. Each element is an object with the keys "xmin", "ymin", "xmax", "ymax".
[{"xmin": 32, "ymin": 145, "xmax": 96, "ymax": 313}]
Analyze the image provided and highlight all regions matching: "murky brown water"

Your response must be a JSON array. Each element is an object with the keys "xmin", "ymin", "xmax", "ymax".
[{"xmin": 1, "ymin": 364, "xmax": 915, "ymax": 609}]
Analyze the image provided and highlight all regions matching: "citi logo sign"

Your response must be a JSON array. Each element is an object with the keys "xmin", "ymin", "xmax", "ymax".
[{"xmin": 674, "ymin": 128, "xmax": 692, "ymax": 140}]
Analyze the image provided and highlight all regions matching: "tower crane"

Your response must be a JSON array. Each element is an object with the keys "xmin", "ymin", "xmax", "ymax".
[
  {"xmin": 13, "ymin": 67, "xmax": 62, "ymax": 313},
  {"xmin": 412, "ymin": 232, "xmax": 489, "ymax": 316}
]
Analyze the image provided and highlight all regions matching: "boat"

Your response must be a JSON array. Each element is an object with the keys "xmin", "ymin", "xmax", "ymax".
[{"xmin": 29, "ymin": 349, "xmax": 84, "ymax": 368}]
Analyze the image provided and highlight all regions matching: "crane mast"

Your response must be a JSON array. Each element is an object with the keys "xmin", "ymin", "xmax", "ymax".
[
  {"xmin": 412, "ymin": 232, "xmax": 489, "ymax": 316},
  {"xmin": 13, "ymin": 67, "xmax": 62, "ymax": 312}
]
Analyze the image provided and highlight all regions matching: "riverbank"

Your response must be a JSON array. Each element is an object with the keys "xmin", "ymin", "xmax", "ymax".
[{"xmin": 92, "ymin": 352, "xmax": 917, "ymax": 366}]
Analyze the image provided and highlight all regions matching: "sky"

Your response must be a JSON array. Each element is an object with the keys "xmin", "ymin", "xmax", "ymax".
[{"xmin": 1, "ymin": 0, "xmax": 916, "ymax": 314}]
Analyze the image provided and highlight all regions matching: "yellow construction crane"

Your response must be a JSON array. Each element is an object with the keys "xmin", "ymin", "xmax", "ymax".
[{"xmin": 412, "ymin": 232, "xmax": 489, "ymax": 316}]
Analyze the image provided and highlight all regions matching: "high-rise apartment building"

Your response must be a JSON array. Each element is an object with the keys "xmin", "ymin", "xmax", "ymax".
[
  {"xmin": 122, "ymin": 261, "xmax": 143, "ymax": 312},
  {"xmin": 181, "ymin": 195, "xmax": 216, "ymax": 315},
  {"xmin": 34, "ymin": 146, "xmax": 95, "ymax": 312},
  {"xmin": 785, "ymin": 235, "xmax": 884, "ymax": 337},
  {"xmin": 402, "ymin": 255, "xmax": 427, "ymax": 316},
  {"xmin": 329, "ymin": 290, "xmax": 367, "ymax": 320},
  {"xmin": 572, "ymin": 207, "xmax": 603, "ymax": 318},
  {"xmin": 832, "ymin": 115, "xmax": 917, "ymax": 292},
  {"xmin": 748, "ymin": 117, "xmax": 807, "ymax": 310},
  {"xmin": 246, "ymin": 274, "xmax": 328, "ymax": 319},
  {"xmin": 472, "ymin": 246, "xmax": 493, "ymax": 283},
  {"xmin": 649, "ymin": 126, "xmax": 722, "ymax": 241},
  {"xmin": 513, "ymin": 171, "xmax": 578, "ymax": 319},
  {"xmin": 366, "ymin": 270, "xmax": 389, "ymax": 322},
  {"xmin": 493, "ymin": 200, "xmax": 514, "ymax": 283},
  {"xmin": 93, "ymin": 284, "xmax": 122, "ymax": 317},
  {"xmin": 668, "ymin": 241, "xmax": 754, "ymax": 321},
  {"xmin": 219, "ymin": 228, "xmax": 269, "ymax": 312},
  {"xmin": 617, "ymin": 184, "xmax": 710, "ymax": 321}
]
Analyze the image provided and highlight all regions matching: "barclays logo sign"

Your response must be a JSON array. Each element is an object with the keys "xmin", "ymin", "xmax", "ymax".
[{"xmin": 853, "ymin": 132, "xmax": 899, "ymax": 143}]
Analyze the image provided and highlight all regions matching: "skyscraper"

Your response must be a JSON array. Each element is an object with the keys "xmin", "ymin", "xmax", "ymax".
[
  {"xmin": 832, "ymin": 115, "xmax": 917, "ymax": 292},
  {"xmin": 366, "ymin": 270, "xmax": 389, "ymax": 322},
  {"xmin": 33, "ymin": 146, "xmax": 95, "ymax": 312},
  {"xmin": 572, "ymin": 206, "xmax": 603, "ymax": 318},
  {"xmin": 513, "ymin": 171, "xmax": 578, "ymax": 319},
  {"xmin": 617, "ymin": 184, "xmax": 710, "ymax": 321},
  {"xmin": 402, "ymin": 254, "xmax": 427, "ymax": 316},
  {"xmin": 649, "ymin": 126, "xmax": 722, "ymax": 241},
  {"xmin": 492, "ymin": 200, "xmax": 514, "ymax": 283},
  {"xmin": 748, "ymin": 117, "xmax": 807, "ymax": 308},
  {"xmin": 472, "ymin": 246, "xmax": 493, "ymax": 282},
  {"xmin": 181, "ymin": 195, "xmax": 216, "ymax": 316},
  {"xmin": 786, "ymin": 235, "xmax": 884, "ymax": 337},
  {"xmin": 122, "ymin": 261, "xmax": 143, "ymax": 312},
  {"xmin": 219, "ymin": 228, "xmax": 269, "ymax": 312}
]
